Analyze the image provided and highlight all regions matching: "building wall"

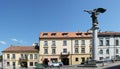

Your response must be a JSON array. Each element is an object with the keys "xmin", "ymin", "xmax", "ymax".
[
  {"xmin": 98, "ymin": 36, "xmax": 120, "ymax": 61},
  {"xmin": 71, "ymin": 54, "xmax": 90, "ymax": 65},
  {"xmin": 39, "ymin": 38, "xmax": 91, "ymax": 65},
  {"xmin": 2, "ymin": 52, "xmax": 39, "ymax": 68}
]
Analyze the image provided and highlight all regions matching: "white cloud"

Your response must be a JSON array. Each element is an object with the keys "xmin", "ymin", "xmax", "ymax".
[
  {"xmin": 0, "ymin": 41, "xmax": 6, "ymax": 45},
  {"xmin": 11, "ymin": 38, "xmax": 27, "ymax": 44},
  {"xmin": 11, "ymin": 39, "xmax": 18, "ymax": 42}
]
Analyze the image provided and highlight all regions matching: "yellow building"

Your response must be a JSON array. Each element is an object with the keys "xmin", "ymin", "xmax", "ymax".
[
  {"xmin": 2, "ymin": 46, "xmax": 39, "ymax": 69},
  {"xmin": 39, "ymin": 32, "xmax": 92, "ymax": 65}
]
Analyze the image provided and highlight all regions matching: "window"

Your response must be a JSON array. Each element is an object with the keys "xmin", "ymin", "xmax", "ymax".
[
  {"xmin": 12, "ymin": 54, "xmax": 15, "ymax": 59},
  {"xmin": 106, "ymin": 49, "xmax": 109, "ymax": 54},
  {"xmin": 116, "ymin": 49, "xmax": 119, "ymax": 54},
  {"xmin": 75, "ymin": 48, "xmax": 79, "ymax": 53},
  {"xmin": 52, "ymin": 41, "xmax": 56, "ymax": 46},
  {"xmin": 90, "ymin": 48, "xmax": 92, "ymax": 53},
  {"xmin": 99, "ymin": 57, "xmax": 103, "ymax": 60},
  {"xmin": 21, "ymin": 54, "xmax": 27, "ymax": 59},
  {"xmin": 75, "ymin": 58, "xmax": 79, "ymax": 61},
  {"xmin": 90, "ymin": 40, "xmax": 92, "ymax": 45},
  {"xmin": 99, "ymin": 49, "xmax": 103, "ymax": 54},
  {"xmin": 51, "ymin": 33, "xmax": 56, "ymax": 37},
  {"xmin": 81, "ymin": 48, "xmax": 85, "ymax": 53},
  {"xmin": 7, "ymin": 54, "xmax": 10, "ymax": 59},
  {"xmin": 44, "ymin": 48, "xmax": 48, "ymax": 54},
  {"xmin": 43, "ymin": 33, "xmax": 48, "ymax": 37},
  {"xmin": 62, "ymin": 33, "xmax": 68, "ymax": 36},
  {"xmin": 51, "ymin": 58, "xmax": 58, "ymax": 63},
  {"xmin": 63, "ymin": 49, "xmax": 67, "ymax": 53},
  {"xmin": 52, "ymin": 48, "xmax": 56, "ymax": 54},
  {"xmin": 75, "ymin": 40, "xmax": 79, "ymax": 46},
  {"xmin": 34, "ymin": 54, "xmax": 38, "ymax": 59},
  {"xmin": 13, "ymin": 62, "xmax": 15, "ymax": 66},
  {"xmin": 115, "ymin": 40, "xmax": 119, "ymax": 46},
  {"xmin": 81, "ymin": 40, "xmax": 85, "ymax": 45},
  {"xmin": 44, "ymin": 41, "xmax": 48, "ymax": 46},
  {"xmin": 81, "ymin": 57, "xmax": 85, "ymax": 62},
  {"xmin": 30, "ymin": 62, "xmax": 33, "ymax": 66},
  {"xmin": 35, "ymin": 62, "xmax": 38, "ymax": 66},
  {"xmin": 106, "ymin": 57, "xmax": 110, "ymax": 60},
  {"xmin": 76, "ymin": 33, "xmax": 82, "ymax": 37},
  {"xmin": 30, "ymin": 54, "xmax": 33, "ymax": 59},
  {"xmin": 99, "ymin": 39, "xmax": 103, "ymax": 46},
  {"xmin": 63, "ymin": 40, "xmax": 67, "ymax": 46},
  {"xmin": 106, "ymin": 39, "xmax": 110, "ymax": 46},
  {"xmin": 21, "ymin": 54, "xmax": 24, "ymax": 59},
  {"xmin": 7, "ymin": 62, "xmax": 10, "ymax": 66}
]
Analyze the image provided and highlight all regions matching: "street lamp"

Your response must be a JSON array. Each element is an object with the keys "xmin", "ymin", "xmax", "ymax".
[{"xmin": 84, "ymin": 8, "xmax": 106, "ymax": 63}]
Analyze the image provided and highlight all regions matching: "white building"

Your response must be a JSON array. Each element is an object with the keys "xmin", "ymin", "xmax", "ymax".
[{"xmin": 98, "ymin": 32, "xmax": 120, "ymax": 61}]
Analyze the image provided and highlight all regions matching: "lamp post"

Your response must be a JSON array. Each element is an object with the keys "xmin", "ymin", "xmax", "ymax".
[{"xmin": 84, "ymin": 8, "xmax": 106, "ymax": 62}]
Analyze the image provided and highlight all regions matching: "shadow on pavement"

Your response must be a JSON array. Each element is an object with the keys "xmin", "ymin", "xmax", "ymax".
[{"xmin": 104, "ymin": 65, "xmax": 120, "ymax": 69}]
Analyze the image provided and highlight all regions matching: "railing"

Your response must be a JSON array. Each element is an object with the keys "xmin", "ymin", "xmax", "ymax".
[
  {"xmin": 60, "ymin": 52, "xmax": 70, "ymax": 56},
  {"xmin": 19, "ymin": 57, "xmax": 28, "ymax": 62}
]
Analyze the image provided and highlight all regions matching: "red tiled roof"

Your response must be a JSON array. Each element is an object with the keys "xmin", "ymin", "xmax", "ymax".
[
  {"xmin": 40, "ymin": 32, "xmax": 92, "ymax": 39},
  {"xmin": 39, "ymin": 32, "xmax": 120, "ymax": 39},
  {"xmin": 99, "ymin": 32, "xmax": 120, "ymax": 35},
  {"xmin": 2, "ymin": 46, "xmax": 39, "ymax": 52}
]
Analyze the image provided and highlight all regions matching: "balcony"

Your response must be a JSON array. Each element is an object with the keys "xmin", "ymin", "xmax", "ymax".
[
  {"xmin": 19, "ymin": 57, "xmax": 28, "ymax": 62},
  {"xmin": 60, "ymin": 52, "xmax": 70, "ymax": 56}
]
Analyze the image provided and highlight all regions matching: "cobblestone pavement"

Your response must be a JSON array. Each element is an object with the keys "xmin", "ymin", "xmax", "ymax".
[
  {"xmin": 43, "ymin": 61, "xmax": 120, "ymax": 69},
  {"xmin": 3, "ymin": 61, "xmax": 120, "ymax": 69}
]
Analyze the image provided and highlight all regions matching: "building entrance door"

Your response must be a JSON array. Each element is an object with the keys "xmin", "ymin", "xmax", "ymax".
[
  {"xmin": 43, "ymin": 58, "xmax": 49, "ymax": 67},
  {"xmin": 61, "ymin": 58, "xmax": 69, "ymax": 65},
  {"xmin": 81, "ymin": 57, "xmax": 85, "ymax": 62},
  {"xmin": 20, "ymin": 62, "xmax": 27, "ymax": 68}
]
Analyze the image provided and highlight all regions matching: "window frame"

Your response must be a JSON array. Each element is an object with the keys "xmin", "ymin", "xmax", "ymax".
[
  {"xmin": 30, "ymin": 54, "xmax": 33, "ymax": 59},
  {"xmin": 75, "ymin": 40, "xmax": 79, "ymax": 46},
  {"xmin": 12, "ymin": 54, "xmax": 15, "ymax": 59},
  {"xmin": 81, "ymin": 48, "xmax": 85, "ymax": 53},
  {"xmin": 63, "ymin": 40, "xmax": 67, "ymax": 46},
  {"xmin": 115, "ymin": 39, "xmax": 119, "ymax": 46},
  {"xmin": 52, "ymin": 41, "xmax": 56, "ymax": 46},
  {"xmin": 34, "ymin": 54, "xmax": 38, "ymax": 59},
  {"xmin": 75, "ymin": 48, "xmax": 79, "ymax": 53},
  {"xmin": 63, "ymin": 48, "xmax": 67, "ymax": 53},
  {"xmin": 106, "ymin": 39, "xmax": 110, "ymax": 46},
  {"xmin": 52, "ymin": 48, "xmax": 56, "ymax": 54},
  {"xmin": 44, "ymin": 48, "xmax": 48, "ymax": 54},
  {"xmin": 81, "ymin": 40, "xmax": 85, "ymax": 46},
  {"xmin": 99, "ymin": 39, "xmax": 103, "ymax": 46},
  {"xmin": 44, "ymin": 41, "xmax": 48, "ymax": 46},
  {"xmin": 75, "ymin": 57, "xmax": 79, "ymax": 61}
]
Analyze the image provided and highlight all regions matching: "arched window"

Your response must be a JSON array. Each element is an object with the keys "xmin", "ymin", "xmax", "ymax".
[
  {"xmin": 99, "ymin": 49, "xmax": 103, "ymax": 54},
  {"xmin": 116, "ymin": 49, "xmax": 119, "ymax": 54},
  {"xmin": 115, "ymin": 40, "xmax": 119, "ymax": 46},
  {"xmin": 106, "ymin": 49, "xmax": 109, "ymax": 54}
]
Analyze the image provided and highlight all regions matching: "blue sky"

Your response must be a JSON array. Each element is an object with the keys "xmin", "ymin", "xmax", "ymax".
[{"xmin": 0, "ymin": 0, "xmax": 120, "ymax": 54}]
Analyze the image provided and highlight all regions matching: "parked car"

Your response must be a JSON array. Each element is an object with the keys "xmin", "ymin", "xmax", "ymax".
[
  {"xmin": 59, "ymin": 62, "xmax": 63, "ymax": 67},
  {"xmin": 49, "ymin": 62, "xmax": 63, "ymax": 67}
]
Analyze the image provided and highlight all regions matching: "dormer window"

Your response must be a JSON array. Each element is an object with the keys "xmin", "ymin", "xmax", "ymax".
[
  {"xmin": 62, "ymin": 33, "xmax": 68, "ymax": 37},
  {"xmin": 51, "ymin": 33, "xmax": 56, "ymax": 37},
  {"xmin": 85, "ymin": 33, "xmax": 92, "ymax": 36},
  {"xmin": 43, "ymin": 33, "xmax": 48, "ymax": 37},
  {"xmin": 76, "ymin": 33, "xmax": 82, "ymax": 37}
]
